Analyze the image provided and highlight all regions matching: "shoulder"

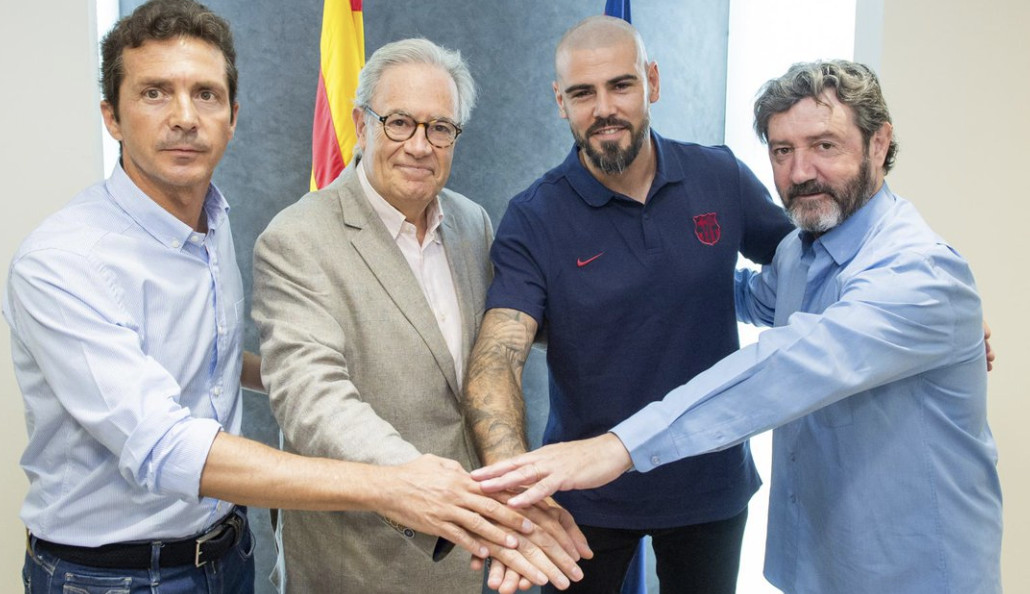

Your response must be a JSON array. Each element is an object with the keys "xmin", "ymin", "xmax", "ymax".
[
  {"xmin": 13, "ymin": 184, "xmax": 129, "ymax": 267},
  {"xmin": 259, "ymin": 184, "xmax": 349, "ymax": 248},
  {"xmin": 660, "ymin": 136, "xmax": 738, "ymax": 165},
  {"xmin": 440, "ymin": 187, "xmax": 489, "ymax": 220}
]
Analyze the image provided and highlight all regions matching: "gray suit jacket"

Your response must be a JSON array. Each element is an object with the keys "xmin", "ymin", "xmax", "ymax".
[{"xmin": 252, "ymin": 162, "xmax": 493, "ymax": 593}]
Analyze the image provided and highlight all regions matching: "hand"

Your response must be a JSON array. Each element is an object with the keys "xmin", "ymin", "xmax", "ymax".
[
  {"xmin": 375, "ymin": 454, "xmax": 531, "ymax": 558},
  {"xmin": 983, "ymin": 321, "xmax": 995, "ymax": 371},
  {"xmin": 471, "ymin": 434, "xmax": 634, "ymax": 507},
  {"xmin": 472, "ymin": 556, "xmax": 534, "ymax": 593},
  {"xmin": 471, "ymin": 493, "xmax": 592, "ymax": 591}
]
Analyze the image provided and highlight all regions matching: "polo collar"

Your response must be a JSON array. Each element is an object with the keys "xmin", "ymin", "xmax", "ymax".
[{"xmin": 563, "ymin": 130, "xmax": 683, "ymax": 207}]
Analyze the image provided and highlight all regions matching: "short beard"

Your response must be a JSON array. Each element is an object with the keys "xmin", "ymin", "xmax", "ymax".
[
  {"xmin": 572, "ymin": 114, "xmax": 649, "ymax": 175},
  {"xmin": 785, "ymin": 155, "xmax": 874, "ymax": 234}
]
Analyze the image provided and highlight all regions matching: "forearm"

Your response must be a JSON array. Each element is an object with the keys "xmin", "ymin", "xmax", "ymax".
[
  {"xmin": 199, "ymin": 431, "xmax": 380, "ymax": 511},
  {"xmin": 464, "ymin": 308, "xmax": 538, "ymax": 464}
]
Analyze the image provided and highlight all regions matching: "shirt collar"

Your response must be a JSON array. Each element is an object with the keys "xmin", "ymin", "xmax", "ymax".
[
  {"xmin": 810, "ymin": 183, "xmax": 895, "ymax": 265},
  {"xmin": 105, "ymin": 163, "xmax": 230, "ymax": 250},
  {"xmin": 357, "ymin": 161, "xmax": 444, "ymax": 242},
  {"xmin": 562, "ymin": 129, "xmax": 683, "ymax": 207}
]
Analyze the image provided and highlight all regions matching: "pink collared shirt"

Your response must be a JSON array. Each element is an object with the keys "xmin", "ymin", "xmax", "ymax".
[{"xmin": 357, "ymin": 165, "xmax": 464, "ymax": 384}]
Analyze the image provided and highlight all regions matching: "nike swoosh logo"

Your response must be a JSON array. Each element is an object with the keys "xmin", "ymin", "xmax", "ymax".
[{"xmin": 577, "ymin": 252, "xmax": 604, "ymax": 267}]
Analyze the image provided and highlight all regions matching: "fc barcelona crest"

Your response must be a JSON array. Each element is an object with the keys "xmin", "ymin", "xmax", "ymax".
[{"xmin": 693, "ymin": 212, "xmax": 721, "ymax": 246}]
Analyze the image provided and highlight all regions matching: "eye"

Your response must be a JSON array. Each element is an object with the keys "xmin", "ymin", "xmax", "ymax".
[
  {"xmin": 197, "ymin": 89, "xmax": 217, "ymax": 101},
  {"xmin": 817, "ymin": 142, "xmax": 835, "ymax": 151},
  {"xmin": 430, "ymin": 122, "xmax": 455, "ymax": 135},
  {"xmin": 385, "ymin": 115, "xmax": 415, "ymax": 130},
  {"xmin": 771, "ymin": 147, "xmax": 792, "ymax": 157},
  {"xmin": 143, "ymin": 88, "xmax": 162, "ymax": 100}
]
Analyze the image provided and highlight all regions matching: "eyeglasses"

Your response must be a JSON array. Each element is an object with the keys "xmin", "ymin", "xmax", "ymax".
[{"xmin": 362, "ymin": 105, "xmax": 462, "ymax": 148}]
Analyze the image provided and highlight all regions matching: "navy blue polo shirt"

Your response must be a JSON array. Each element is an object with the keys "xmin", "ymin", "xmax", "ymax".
[{"xmin": 487, "ymin": 131, "xmax": 794, "ymax": 528}]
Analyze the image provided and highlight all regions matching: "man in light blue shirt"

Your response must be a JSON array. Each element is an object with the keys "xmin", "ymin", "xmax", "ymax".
[
  {"xmin": 4, "ymin": 1, "xmax": 566, "ymax": 592},
  {"xmin": 472, "ymin": 59, "xmax": 1003, "ymax": 593}
]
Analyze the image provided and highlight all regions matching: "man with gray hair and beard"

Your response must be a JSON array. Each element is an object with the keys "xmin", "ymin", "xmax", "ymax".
[
  {"xmin": 472, "ymin": 59, "xmax": 1003, "ymax": 594},
  {"xmin": 253, "ymin": 37, "xmax": 589, "ymax": 593}
]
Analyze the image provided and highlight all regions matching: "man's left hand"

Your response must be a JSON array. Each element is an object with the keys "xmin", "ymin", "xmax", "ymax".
[{"xmin": 472, "ymin": 433, "xmax": 633, "ymax": 508}]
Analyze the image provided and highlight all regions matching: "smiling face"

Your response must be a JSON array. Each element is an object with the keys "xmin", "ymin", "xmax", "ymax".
[
  {"xmin": 554, "ymin": 34, "xmax": 659, "ymax": 178},
  {"xmin": 353, "ymin": 62, "xmax": 459, "ymax": 221},
  {"xmin": 767, "ymin": 91, "xmax": 891, "ymax": 234},
  {"xmin": 101, "ymin": 36, "xmax": 237, "ymax": 219}
]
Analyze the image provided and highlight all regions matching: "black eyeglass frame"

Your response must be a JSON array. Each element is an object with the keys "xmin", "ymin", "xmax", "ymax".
[{"xmin": 362, "ymin": 105, "xmax": 463, "ymax": 148}]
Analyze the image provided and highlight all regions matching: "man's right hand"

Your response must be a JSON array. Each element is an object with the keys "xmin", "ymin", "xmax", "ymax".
[{"xmin": 375, "ymin": 454, "xmax": 583, "ymax": 589}]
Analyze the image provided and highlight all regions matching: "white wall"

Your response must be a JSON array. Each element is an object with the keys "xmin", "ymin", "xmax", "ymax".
[
  {"xmin": 870, "ymin": 2, "xmax": 1029, "ymax": 590},
  {"xmin": 0, "ymin": 3, "xmax": 103, "ymax": 590}
]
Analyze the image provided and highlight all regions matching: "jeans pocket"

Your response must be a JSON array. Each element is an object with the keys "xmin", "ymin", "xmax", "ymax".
[
  {"xmin": 235, "ymin": 526, "xmax": 256, "ymax": 561},
  {"xmin": 61, "ymin": 573, "xmax": 131, "ymax": 594}
]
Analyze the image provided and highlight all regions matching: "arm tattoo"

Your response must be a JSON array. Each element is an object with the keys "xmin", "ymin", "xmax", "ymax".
[{"xmin": 464, "ymin": 308, "xmax": 537, "ymax": 464}]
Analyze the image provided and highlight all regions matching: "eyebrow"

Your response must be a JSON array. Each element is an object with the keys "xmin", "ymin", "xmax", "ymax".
[
  {"xmin": 562, "ymin": 73, "xmax": 639, "ymax": 95},
  {"xmin": 381, "ymin": 109, "xmax": 458, "ymax": 124},
  {"xmin": 132, "ymin": 76, "xmax": 227, "ymax": 91}
]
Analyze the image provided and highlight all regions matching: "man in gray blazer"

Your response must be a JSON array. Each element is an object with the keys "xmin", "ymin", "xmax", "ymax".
[{"xmin": 253, "ymin": 39, "xmax": 588, "ymax": 593}]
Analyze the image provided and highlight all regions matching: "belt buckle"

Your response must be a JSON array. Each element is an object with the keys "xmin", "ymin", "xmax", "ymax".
[{"xmin": 194, "ymin": 523, "xmax": 229, "ymax": 567}]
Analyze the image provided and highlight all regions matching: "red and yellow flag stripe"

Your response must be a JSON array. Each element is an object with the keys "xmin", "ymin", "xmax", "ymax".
[{"xmin": 310, "ymin": 0, "xmax": 364, "ymax": 191}]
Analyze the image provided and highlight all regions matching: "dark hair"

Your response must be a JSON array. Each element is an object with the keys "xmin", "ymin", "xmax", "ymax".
[
  {"xmin": 101, "ymin": 0, "xmax": 237, "ymax": 121},
  {"xmin": 754, "ymin": 60, "xmax": 898, "ymax": 173}
]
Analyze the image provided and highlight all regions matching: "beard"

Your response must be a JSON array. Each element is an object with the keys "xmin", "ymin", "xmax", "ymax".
[
  {"xmin": 783, "ymin": 156, "xmax": 875, "ymax": 234},
  {"xmin": 572, "ymin": 114, "xmax": 650, "ymax": 175}
]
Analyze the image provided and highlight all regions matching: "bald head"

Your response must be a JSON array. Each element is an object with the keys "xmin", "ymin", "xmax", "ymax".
[{"xmin": 555, "ymin": 16, "xmax": 649, "ymax": 81}]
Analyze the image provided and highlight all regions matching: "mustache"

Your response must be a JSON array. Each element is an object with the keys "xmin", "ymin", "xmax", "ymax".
[
  {"xmin": 586, "ymin": 116, "xmax": 632, "ymax": 136},
  {"xmin": 157, "ymin": 137, "xmax": 208, "ymax": 152},
  {"xmin": 787, "ymin": 180, "xmax": 835, "ymax": 201}
]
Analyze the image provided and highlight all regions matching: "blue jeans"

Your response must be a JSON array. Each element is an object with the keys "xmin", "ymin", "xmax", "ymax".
[{"xmin": 23, "ymin": 519, "xmax": 255, "ymax": 594}]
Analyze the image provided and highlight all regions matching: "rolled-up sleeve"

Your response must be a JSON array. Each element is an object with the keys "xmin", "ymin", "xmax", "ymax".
[{"xmin": 6, "ymin": 248, "xmax": 219, "ymax": 500}]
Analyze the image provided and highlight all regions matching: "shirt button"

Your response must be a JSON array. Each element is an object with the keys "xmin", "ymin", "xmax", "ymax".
[
  {"xmin": 790, "ymin": 453, "xmax": 796, "ymax": 462},
  {"xmin": 650, "ymin": 455, "xmax": 660, "ymax": 466},
  {"xmin": 790, "ymin": 494, "xmax": 797, "ymax": 503},
  {"xmin": 190, "ymin": 234, "xmax": 203, "ymax": 244},
  {"xmin": 217, "ymin": 324, "xmax": 226, "ymax": 335},
  {"xmin": 170, "ymin": 239, "xmax": 181, "ymax": 248},
  {"xmin": 212, "ymin": 387, "xmax": 222, "ymax": 396}
]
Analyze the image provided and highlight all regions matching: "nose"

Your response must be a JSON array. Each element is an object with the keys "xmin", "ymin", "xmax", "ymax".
[
  {"xmin": 403, "ymin": 123, "xmax": 434, "ymax": 157},
  {"xmin": 593, "ymin": 90, "xmax": 617, "ymax": 119},
  {"xmin": 169, "ymin": 92, "xmax": 199, "ymax": 132},
  {"xmin": 788, "ymin": 149, "xmax": 816, "ymax": 185}
]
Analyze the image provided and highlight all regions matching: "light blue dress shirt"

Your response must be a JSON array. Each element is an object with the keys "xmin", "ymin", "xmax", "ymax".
[
  {"xmin": 613, "ymin": 186, "xmax": 1002, "ymax": 593},
  {"xmin": 3, "ymin": 165, "xmax": 244, "ymax": 546}
]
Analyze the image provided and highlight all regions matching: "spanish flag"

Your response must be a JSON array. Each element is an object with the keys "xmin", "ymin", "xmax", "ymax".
[{"xmin": 310, "ymin": 0, "xmax": 364, "ymax": 191}]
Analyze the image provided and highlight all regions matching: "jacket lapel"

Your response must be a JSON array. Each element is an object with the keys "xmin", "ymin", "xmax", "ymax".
[{"xmin": 335, "ymin": 164, "xmax": 462, "ymax": 398}]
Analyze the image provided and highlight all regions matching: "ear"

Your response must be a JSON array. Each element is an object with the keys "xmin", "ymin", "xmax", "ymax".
[
  {"xmin": 553, "ymin": 81, "xmax": 568, "ymax": 120},
  {"xmin": 646, "ymin": 61, "xmax": 660, "ymax": 104},
  {"xmin": 228, "ymin": 102, "xmax": 239, "ymax": 140},
  {"xmin": 869, "ymin": 121, "xmax": 893, "ymax": 169},
  {"xmin": 100, "ymin": 101, "xmax": 123, "ymax": 142},
  {"xmin": 352, "ymin": 106, "xmax": 368, "ymax": 151}
]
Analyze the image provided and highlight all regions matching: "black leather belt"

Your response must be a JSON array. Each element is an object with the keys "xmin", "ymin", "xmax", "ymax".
[{"xmin": 31, "ymin": 508, "xmax": 246, "ymax": 569}]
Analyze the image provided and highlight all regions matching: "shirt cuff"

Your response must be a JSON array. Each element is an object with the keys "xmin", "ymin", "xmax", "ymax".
[
  {"xmin": 611, "ymin": 402, "xmax": 682, "ymax": 473},
  {"xmin": 146, "ymin": 417, "xmax": 223, "ymax": 501}
]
